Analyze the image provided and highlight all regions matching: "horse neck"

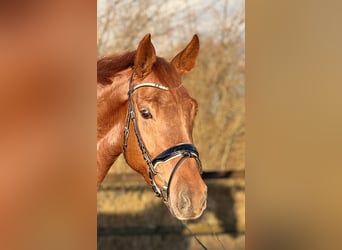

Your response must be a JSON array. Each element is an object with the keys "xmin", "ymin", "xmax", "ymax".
[{"xmin": 97, "ymin": 72, "xmax": 130, "ymax": 181}]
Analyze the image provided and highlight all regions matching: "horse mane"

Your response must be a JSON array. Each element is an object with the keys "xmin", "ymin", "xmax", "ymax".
[{"xmin": 97, "ymin": 51, "xmax": 181, "ymax": 88}]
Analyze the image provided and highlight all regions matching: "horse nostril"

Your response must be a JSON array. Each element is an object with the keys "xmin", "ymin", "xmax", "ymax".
[{"xmin": 179, "ymin": 192, "xmax": 191, "ymax": 210}]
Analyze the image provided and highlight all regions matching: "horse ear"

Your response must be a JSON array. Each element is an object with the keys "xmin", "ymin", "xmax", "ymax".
[
  {"xmin": 171, "ymin": 34, "xmax": 199, "ymax": 75},
  {"xmin": 134, "ymin": 34, "xmax": 156, "ymax": 78}
]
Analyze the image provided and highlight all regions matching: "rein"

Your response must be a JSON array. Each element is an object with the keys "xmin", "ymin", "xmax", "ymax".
[{"xmin": 123, "ymin": 74, "xmax": 202, "ymax": 202}]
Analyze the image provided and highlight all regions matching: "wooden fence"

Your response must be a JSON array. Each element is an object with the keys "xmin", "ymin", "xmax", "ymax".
[{"xmin": 97, "ymin": 170, "xmax": 245, "ymax": 250}]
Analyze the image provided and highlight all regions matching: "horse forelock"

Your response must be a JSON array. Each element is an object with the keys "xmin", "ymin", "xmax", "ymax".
[
  {"xmin": 97, "ymin": 51, "xmax": 181, "ymax": 89},
  {"xmin": 97, "ymin": 51, "xmax": 197, "ymax": 117}
]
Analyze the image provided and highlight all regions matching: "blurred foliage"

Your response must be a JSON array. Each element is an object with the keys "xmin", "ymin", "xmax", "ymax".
[
  {"xmin": 98, "ymin": 0, "xmax": 244, "ymax": 172},
  {"xmin": 188, "ymin": 38, "xmax": 244, "ymax": 171}
]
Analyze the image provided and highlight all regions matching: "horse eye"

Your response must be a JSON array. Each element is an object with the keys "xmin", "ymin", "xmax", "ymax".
[{"xmin": 140, "ymin": 108, "xmax": 152, "ymax": 119}]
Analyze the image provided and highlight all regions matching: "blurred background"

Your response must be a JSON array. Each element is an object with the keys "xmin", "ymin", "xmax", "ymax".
[{"xmin": 97, "ymin": 0, "xmax": 245, "ymax": 249}]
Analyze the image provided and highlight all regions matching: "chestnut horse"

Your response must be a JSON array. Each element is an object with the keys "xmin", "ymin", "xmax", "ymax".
[{"xmin": 97, "ymin": 34, "xmax": 207, "ymax": 220}]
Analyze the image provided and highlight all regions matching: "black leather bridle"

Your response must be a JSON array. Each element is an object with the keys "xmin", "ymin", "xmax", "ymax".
[{"xmin": 123, "ymin": 74, "xmax": 202, "ymax": 202}]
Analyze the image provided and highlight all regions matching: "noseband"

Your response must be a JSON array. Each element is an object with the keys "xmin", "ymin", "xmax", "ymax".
[{"xmin": 123, "ymin": 74, "xmax": 202, "ymax": 202}]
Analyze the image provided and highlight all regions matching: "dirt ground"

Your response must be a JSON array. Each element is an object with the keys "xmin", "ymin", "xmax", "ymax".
[{"xmin": 97, "ymin": 172, "xmax": 245, "ymax": 250}]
